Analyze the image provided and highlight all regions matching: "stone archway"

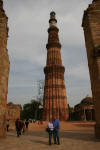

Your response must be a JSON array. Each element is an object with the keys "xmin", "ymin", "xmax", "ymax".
[{"xmin": 82, "ymin": 0, "xmax": 100, "ymax": 138}]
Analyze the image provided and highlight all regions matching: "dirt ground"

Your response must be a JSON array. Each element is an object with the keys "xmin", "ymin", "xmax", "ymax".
[{"xmin": 0, "ymin": 121, "xmax": 100, "ymax": 150}]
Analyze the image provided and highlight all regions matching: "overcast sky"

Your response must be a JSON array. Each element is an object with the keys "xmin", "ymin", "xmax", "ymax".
[{"xmin": 3, "ymin": 0, "xmax": 93, "ymax": 106}]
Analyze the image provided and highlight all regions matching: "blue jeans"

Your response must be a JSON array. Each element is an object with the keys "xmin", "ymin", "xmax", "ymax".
[
  {"xmin": 16, "ymin": 128, "xmax": 21, "ymax": 137},
  {"xmin": 49, "ymin": 130, "xmax": 53, "ymax": 144},
  {"xmin": 53, "ymin": 130, "xmax": 60, "ymax": 144}
]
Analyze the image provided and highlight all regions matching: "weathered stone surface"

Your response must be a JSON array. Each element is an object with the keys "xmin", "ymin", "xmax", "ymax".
[
  {"xmin": 0, "ymin": 0, "xmax": 10, "ymax": 137},
  {"xmin": 74, "ymin": 96, "xmax": 95, "ymax": 121},
  {"xmin": 6, "ymin": 102, "xmax": 21, "ymax": 125},
  {"xmin": 43, "ymin": 12, "xmax": 69, "ymax": 121},
  {"xmin": 82, "ymin": 0, "xmax": 100, "ymax": 138}
]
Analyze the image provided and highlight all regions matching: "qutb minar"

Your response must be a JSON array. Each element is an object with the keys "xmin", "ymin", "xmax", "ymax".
[{"xmin": 43, "ymin": 12, "xmax": 69, "ymax": 120}]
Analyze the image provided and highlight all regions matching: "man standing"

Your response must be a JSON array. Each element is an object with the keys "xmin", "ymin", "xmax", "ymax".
[
  {"xmin": 52, "ymin": 118, "xmax": 60, "ymax": 145},
  {"xmin": 25, "ymin": 119, "xmax": 29, "ymax": 129},
  {"xmin": 15, "ymin": 118, "xmax": 21, "ymax": 137}
]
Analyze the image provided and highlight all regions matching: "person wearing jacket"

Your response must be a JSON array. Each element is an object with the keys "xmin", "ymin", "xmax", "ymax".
[
  {"xmin": 15, "ymin": 118, "xmax": 22, "ymax": 137},
  {"xmin": 52, "ymin": 118, "xmax": 60, "ymax": 145}
]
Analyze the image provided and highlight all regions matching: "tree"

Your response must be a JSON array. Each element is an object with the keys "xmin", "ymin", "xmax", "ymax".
[{"xmin": 20, "ymin": 100, "xmax": 43, "ymax": 120}]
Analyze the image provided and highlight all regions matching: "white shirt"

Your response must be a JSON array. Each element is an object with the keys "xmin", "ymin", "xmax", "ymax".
[{"xmin": 48, "ymin": 122, "xmax": 54, "ymax": 131}]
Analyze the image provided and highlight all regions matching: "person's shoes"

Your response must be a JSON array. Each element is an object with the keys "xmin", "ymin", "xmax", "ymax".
[
  {"xmin": 57, "ymin": 143, "xmax": 60, "ymax": 145},
  {"xmin": 49, "ymin": 143, "xmax": 51, "ymax": 145}
]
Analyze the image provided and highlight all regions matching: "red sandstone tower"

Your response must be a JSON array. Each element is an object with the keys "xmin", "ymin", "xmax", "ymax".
[{"xmin": 43, "ymin": 12, "xmax": 69, "ymax": 121}]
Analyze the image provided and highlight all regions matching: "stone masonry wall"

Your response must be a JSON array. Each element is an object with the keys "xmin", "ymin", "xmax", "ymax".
[
  {"xmin": 0, "ymin": 0, "xmax": 10, "ymax": 137},
  {"xmin": 82, "ymin": 0, "xmax": 100, "ymax": 138},
  {"xmin": 6, "ymin": 103, "xmax": 20, "ymax": 126}
]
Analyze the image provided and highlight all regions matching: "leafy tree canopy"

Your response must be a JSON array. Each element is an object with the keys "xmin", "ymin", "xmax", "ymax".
[{"xmin": 20, "ymin": 99, "xmax": 43, "ymax": 120}]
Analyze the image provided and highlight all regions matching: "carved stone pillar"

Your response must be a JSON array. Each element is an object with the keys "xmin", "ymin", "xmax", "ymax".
[{"xmin": 43, "ymin": 12, "xmax": 69, "ymax": 121}]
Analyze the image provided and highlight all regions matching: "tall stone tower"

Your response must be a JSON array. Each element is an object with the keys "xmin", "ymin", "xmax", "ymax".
[
  {"xmin": 82, "ymin": 0, "xmax": 100, "ymax": 138},
  {"xmin": 43, "ymin": 12, "xmax": 69, "ymax": 121},
  {"xmin": 0, "ymin": 0, "xmax": 10, "ymax": 137}
]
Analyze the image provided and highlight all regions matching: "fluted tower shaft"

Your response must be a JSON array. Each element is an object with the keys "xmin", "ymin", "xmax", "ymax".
[{"xmin": 43, "ymin": 12, "xmax": 69, "ymax": 121}]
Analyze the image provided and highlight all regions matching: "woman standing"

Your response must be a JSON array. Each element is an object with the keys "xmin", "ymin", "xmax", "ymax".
[{"xmin": 48, "ymin": 119, "xmax": 54, "ymax": 145}]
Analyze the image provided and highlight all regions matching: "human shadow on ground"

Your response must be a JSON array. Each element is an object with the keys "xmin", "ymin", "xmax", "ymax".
[
  {"xmin": 74, "ymin": 123, "xmax": 95, "ymax": 128},
  {"xmin": 26, "ymin": 130, "xmax": 100, "ymax": 142},
  {"xmin": 32, "ymin": 140, "xmax": 48, "ymax": 145},
  {"xmin": 26, "ymin": 131, "xmax": 48, "ymax": 138},
  {"xmin": 60, "ymin": 130, "xmax": 100, "ymax": 142},
  {"xmin": 6, "ymin": 130, "xmax": 17, "ymax": 138},
  {"xmin": 7, "ymin": 129, "xmax": 100, "ymax": 143}
]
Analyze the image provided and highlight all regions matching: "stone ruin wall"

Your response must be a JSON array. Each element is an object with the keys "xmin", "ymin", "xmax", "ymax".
[
  {"xmin": 6, "ymin": 103, "xmax": 21, "ymax": 127},
  {"xmin": 0, "ymin": 0, "xmax": 10, "ymax": 137},
  {"xmin": 82, "ymin": 0, "xmax": 100, "ymax": 138}
]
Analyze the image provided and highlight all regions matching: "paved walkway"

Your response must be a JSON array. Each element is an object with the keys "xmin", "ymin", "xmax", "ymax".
[{"xmin": 0, "ymin": 129, "xmax": 100, "ymax": 150}]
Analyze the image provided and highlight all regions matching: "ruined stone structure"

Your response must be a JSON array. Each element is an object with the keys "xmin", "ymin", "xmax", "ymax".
[
  {"xmin": 6, "ymin": 102, "xmax": 21, "ymax": 124},
  {"xmin": 82, "ymin": 0, "xmax": 100, "ymax": 138},
  {"xmin": 43, "ymin": 12, "xmax": 69, "ymax": 121},
  {"xmin": 74, "ymin": 97, "xmax": 95, "ymax": 121},
  {"xmin": 0, "ymin": 0, "xmax": 10, "ymax": 137}
]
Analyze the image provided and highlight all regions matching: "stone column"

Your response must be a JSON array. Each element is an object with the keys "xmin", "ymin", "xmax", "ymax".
[
  {"xmin": 0, "ymin": 0, "xmax": 10, "ymax": 137},
  {"xmin": 43, "ymin": 12, "xmax": 69, "ymax": 120},
  {"xmin": 82, "ymin": 0, "xmax": 100, "ymax": 138}
]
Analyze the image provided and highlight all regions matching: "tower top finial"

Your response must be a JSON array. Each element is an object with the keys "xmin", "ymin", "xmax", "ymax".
[
  {"xmin": 49, "ymin": 11, "xmax": 57, "ymax": 27},
  {"xmin": 50, "ymin": 11, "xmax": 56, "ymax": 19},
  {"xmin": 50, "ymin": 11, "xmax": 56, "ymax": 15}
]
